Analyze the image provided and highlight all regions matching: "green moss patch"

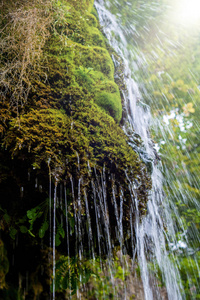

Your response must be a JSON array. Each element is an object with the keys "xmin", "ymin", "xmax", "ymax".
[{"xmin": 94, "ymin": 81, "xmax": 122, "ymax": 122}]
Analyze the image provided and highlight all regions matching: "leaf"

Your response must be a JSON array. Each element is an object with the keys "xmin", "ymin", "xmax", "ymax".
[
  {"xmin": 18, "ymin": 216, "xmax": 27, "ymax": 224},
  {"xmin": 27, "ymin": 208, "xmax": 37, "ymax": 220},
  {"xmin": 54, "ymin": 278, "xmax": 60, "ymax": 292},
  {"xmin": 10, "ymin": 227, "xmax": 17, "ymax": 239},
  {"xmin": 56, "ymin": 259, "xmax": 66, "ymax": 269},
  {"xmin": 69, "ymin": 216, "xmax": 75, "ymax": 235},
  {"xmin": 58, "ymin": 225, "xmax": 65, "ymax": 239},
  {"xmin": 55, "ymin": 232, "xmax": 61, "ymax": 246},
  {"xmin": 62, "ymin": 274, "xmax": 70, "ymax": 289},
  {"xmin": 19, "ymin": 226, "xmax": 28, "ymax": 233},
  {"xmin": 3, "ymin": 213, "xmax": 10, "ymax": 223},
  {"xmin": 71, "ymin": 278, "xmax": 78, "ymax": 294},
  {"xmin": 82, "ymin": 268, "xmax": 91, "ymax": 284},
  {"xmin": 39, "ymin": 221, "xmax": 49, "ymax": 238}
]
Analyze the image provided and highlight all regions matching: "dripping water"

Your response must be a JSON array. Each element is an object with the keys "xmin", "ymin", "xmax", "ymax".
[
  {"xmin": 64, "ymin": 182, "xmax": 70, "ymax": 258},
  {"xmin": 48, "ymin": 159, "xmax": 52, "ymax": 299},
  {"xmin": 52, "ymin": 183, "xmax": 57, "ymax": 300},
  {"xmin": 84, "ymin": 189, "xmax": 94, "ymax": 259}
]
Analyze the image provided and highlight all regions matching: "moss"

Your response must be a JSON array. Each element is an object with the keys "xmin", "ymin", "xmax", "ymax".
[
  {"xmin": 94, "ymin": 81, "xmax": 122, "ymax": 122},
  {"xmin": 40, "ymin": 0, "xmax": 121, "ymax": 121},
  {"xmin": 46, "ymin": 43, "xmax": 120, "ymax": 121},
  {"xmin": 55, "ymin": 8, "xmax": 105, "ymax": 47},
  {"xmin": 3, "ymin": 102, "xmax": 149, "ymax": 188},
  {"xmin": 0, "ymin": 0, "xmax": 151, "ymax": 203},
  {"xmin": 73, "ymin": 45, "xmax": 114, "ymax": 79},
  {"xmin": 89, "ymin": 27, "xmax": 106, "ymax": 47},
  {"xmin": 3, "ymin": 109, "xmax": 89, "ymax": 178},
  {"xmin": 0, "ymin": 0, "xmax": 151, "ymax": 205},
  {"xmin": 0, "ymin": 0, "xmax": 152, "ymax": 296},
  {"xmin": 85, "ymin": 13, "xmax": 98, "ymax": 27},
  {"xmin": 75, "ymin": 67, "xmax": 95, "ymax": 91},
  {"xmin": 65, "ymin": 0, "xmax": 94, "ymax": 13}
]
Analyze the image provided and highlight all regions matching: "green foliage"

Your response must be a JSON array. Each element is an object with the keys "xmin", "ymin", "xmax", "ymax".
[
  {"xmin": 26, "ymin": 199, "xmax": 67, "ymax": 247},
  {"xmin": 54, "ymin": 255, "xmax": 132, "ymax": 299},
  {"xmin": 55, "ymin": 224, "xmax": 65, "ymax": 246},
  {"xmin": 0, "ymin": 207, "xmax": 28, "ymax": 240},
  {"xmin": 178, "ymin": 253, "xmax": 200, "ymax": 299},
  {"xmin": 84, "ymin": 256, "xmax": 132, "ymax": 299},
  {"xmin": 54, "ymin": 256, "xmax": 94, "ymax": 294},
  {"xmin": 27, "ymin": 200, "xmax": 49, "ymax": 237},
  {"xmin": 39, "ymin": 221, "xmax": 49, "ymax": 239}
]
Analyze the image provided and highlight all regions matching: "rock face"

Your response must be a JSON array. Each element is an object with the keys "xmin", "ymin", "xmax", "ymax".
[{"xmin": 0, "ymin": 0, "xmax": 151, "ymax": 298}]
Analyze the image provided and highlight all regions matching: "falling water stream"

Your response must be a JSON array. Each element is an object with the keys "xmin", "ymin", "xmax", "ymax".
[{"xmin": 94, "ymin": 0, "xmax": 186, "ymax": 299}]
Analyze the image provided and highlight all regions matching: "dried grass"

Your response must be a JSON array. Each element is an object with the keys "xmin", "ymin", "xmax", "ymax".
[{"xmin": 0, "ymin": 0, "xmax": 53, "ymax": 111}]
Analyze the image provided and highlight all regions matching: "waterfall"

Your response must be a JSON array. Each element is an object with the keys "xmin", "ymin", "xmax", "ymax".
[
  {"xmin": 94, "ymin": 0, "xmax": 185, "ymax": 299},
  {"xmin": 2, "ymin": 0, "xmax": 199, "ymax": 298}
]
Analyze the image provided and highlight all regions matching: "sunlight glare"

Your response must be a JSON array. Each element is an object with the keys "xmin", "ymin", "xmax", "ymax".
[{"xmin": 177, "ymin": 0, "xmax": 200, "ymax": 24}]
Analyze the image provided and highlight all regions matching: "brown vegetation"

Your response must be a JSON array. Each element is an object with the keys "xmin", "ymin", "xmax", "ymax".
[{"xmin": 0, "ymin": 0, "xmax": 53, "ymax": 112}]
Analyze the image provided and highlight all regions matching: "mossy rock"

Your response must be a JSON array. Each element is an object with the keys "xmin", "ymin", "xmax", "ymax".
[
  {"xmin": 0, "ymin": 0, "xmax": 150, "ymax": 201},
  {"xmin": 0, "ymin": 0, "xmax": 151, "ymax": 296},
  {"xmin": 3, "ymin": 101, "xmax": 148, "ymax": 185},
  {"xmin": 0, "ymin": 0, "xmax": 151, "ymax": 204}
]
